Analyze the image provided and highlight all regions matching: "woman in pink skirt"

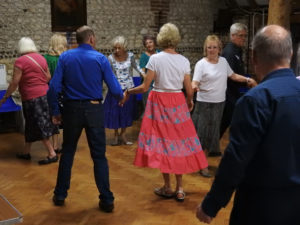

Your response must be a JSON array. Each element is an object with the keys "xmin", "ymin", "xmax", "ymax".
[{"xmin": 121, "ymin": 23, "xmax": 208, "ymax": 202}]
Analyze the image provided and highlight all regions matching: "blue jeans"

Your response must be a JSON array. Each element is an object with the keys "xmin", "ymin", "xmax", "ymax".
[{"xmin": 54, "ymin": 100, "xmax": 114, "ymax": 204}]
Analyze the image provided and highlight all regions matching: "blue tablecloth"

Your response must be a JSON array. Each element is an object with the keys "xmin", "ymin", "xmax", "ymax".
[{"xmin": 0, "ymin": 90, "xmax": 21, "ymax": 113}]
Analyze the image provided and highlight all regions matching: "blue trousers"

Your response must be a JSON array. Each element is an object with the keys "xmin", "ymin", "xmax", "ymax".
[{"xmin": 54, "ymin": 100, "xmax": 114, "ymax": 204}]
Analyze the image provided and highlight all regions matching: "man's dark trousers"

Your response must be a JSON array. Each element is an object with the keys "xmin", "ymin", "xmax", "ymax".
[{"xmin": 54, "ymin": 100, "xmax": 114, "ymax": 204}]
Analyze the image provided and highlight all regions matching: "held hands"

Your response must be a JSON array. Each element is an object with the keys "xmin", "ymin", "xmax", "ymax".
[
  {"xmin": 187, "ymin": 99, "xmax": 194, "ymax": 112},
  {"xmin": 0, "ymin": 98, "xmax": 6, "ymax": 107},
  {"xmin": 192, "ymin": 82, "xmax": 200, "ymax": 92},
  {"xmin": 0, "ymin": 95, "xmax": 8, "ymax": 107},
  {"xmin": 52, "ymin": 115, "xmax": 62, "ymax": 125},
  {"xmin": 247, "ymin": 78, "xmax": 257, "ymax": 88},
  {"xmin": 119, "ymin": 89, "xmax": 130, "ymax": 107},
  {"xmin": 196, "ymin": 203, "xmax": 213, "ymax": 224}
]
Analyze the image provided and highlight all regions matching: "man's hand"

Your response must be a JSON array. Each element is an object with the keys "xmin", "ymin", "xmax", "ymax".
[
  {"xmin": 0, "ymin": 98, "xmax": 6, "ymax": 107},
  {"xmin": 247, "ymin": 78, "xmax": 257, "ymax": 88},
  {"xmin": 196, "ymin": 204, "xmax": 213, "ymax": 224},
  {"xmin": 119, "ymin": 90, "xmax": 130, "ymax": 107},
  {"xmin": 52, "ymin": 115, "xmax": 62, "ymax": 125}
]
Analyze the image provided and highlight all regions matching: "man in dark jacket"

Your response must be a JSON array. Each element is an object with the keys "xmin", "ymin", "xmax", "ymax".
[
  {"xmin": 196, "ymin": 25, "xmax": 300, "ymax": 225},
  {"xmin": 219, "ymin": 23, "xmax": 248, "ymax": 143}
]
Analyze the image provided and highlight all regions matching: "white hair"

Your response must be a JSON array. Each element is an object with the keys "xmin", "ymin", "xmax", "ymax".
[
  {"xmin": 18, "ymin": 37, "xmax": 38, "ymax": 54},
  {"xmin": 111, "ymin": 36, "xmax": 128, "ymax": 49},
  {"xmin": 230, "ymin": 23, "xmax": 248, "ymax": 36}
]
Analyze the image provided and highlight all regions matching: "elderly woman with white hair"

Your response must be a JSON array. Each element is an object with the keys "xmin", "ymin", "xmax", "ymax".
[
  {"xmin": 104, "ymin": 35, "xmax": 144, "ymax": 146},
  {"xmin": 120, "ymin": 23, "xmax": 208, "ymax": 202},
  {"xmin": 0, "ymin": 37, "xmax": 58, "ymax": 165}
]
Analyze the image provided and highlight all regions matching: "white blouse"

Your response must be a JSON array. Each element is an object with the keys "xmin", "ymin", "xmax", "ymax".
[{"xmin": 146, "ymin": 51, "xmax": 191, "ymax": 91}]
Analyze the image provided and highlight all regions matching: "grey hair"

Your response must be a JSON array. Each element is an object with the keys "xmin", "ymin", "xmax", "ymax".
[
  {"xmin": 18, "ymin": 37, "xmax": 38, "ymax": 54},
  {"xmin": 111, "ymin": 36, "xmax": 128, "ymax": 49},
  {"xmin": 230, "ymin": 23, "xmax": 248, "ymax": 36},
  {"xmin": 252, "ymin": 25, "xmax": 292, "ymax": 65}
]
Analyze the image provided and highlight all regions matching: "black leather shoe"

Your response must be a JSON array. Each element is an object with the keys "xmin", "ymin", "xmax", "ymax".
[
  {"xmin": 16, "ymin": 153, "xmax": 31, "ymax": 160},
  {"xmin": 99, "ymin": 201, "xmax": 114, "ymax": 213},
  {"xmin": 38, "ymin": 156, "xmax": 58, "ymax": 165},
  {"xmin": 53, "ymin": 195, "xmax": 65, "ymax": 206}
]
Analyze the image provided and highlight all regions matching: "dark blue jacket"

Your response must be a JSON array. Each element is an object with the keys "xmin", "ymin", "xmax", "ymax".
[{"xmin": 202, "ymin": 68, "xmax": 300, "ymax": 217}]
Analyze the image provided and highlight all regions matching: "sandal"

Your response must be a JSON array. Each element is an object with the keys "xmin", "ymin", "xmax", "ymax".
[
  {"xmin": 120, "ymin": 140, "xmax": 133, "ymax": 145},
  {"xmin": 199, "ymin": 168, "xmax": 212, "ymax": 178},
  {"xmin": 175, "ymin": 190, "xmax": 185, "ymax": 202},
  {"xmin": 111, "ymin": 136, "xmax": 120, "ymax": 146},
  {"xmin": 120, "ymin": 136, "xmax": 133, "ymax": 145},
  {"xmin": 154, "ymin": 187, "xmax": 174, "ymax": 198}
]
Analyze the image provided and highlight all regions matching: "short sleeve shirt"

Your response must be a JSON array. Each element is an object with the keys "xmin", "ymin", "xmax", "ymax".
[
  {"xmin": 146, "ymin": 51, "xmax": 190, "ymax": 91},
  {"xmin": 193, "ymin": 57, "xmax": 233, "ymax": 102},
  {"xmin": 14, "ymin": 52, "xmax": 49, "ymax": 101}
]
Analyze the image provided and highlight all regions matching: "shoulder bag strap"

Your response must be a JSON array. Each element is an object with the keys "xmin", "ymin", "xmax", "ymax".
[{"xmin": 24, "ymin": 55, "xmax": 47, "ymax": 77}]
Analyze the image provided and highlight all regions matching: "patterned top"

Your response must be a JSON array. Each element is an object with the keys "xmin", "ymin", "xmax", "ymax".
[{"xmin": 108, "ymin": 52, "xmax": 144, "ymax": 90}]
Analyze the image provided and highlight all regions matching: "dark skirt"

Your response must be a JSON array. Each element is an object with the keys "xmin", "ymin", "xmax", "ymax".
[
  {"xmin": 103, "ymin": 90, "xmax": 135, "ymax": 129},
  {"xmin": 192, "ymin": 101, "xmax": 225, "ymax": 153},
  {"xmin": 22, "ymin": 95, "xmax": 58, "ymax": 142}
]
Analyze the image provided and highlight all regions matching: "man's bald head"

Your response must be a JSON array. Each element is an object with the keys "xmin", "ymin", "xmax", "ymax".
[{"xmin": 252, "ymin": 25, "xmax": 292, "ymax": 67}]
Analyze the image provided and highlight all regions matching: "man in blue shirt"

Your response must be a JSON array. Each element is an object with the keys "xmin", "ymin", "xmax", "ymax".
[
  {"xmin": 48, "ymin": 26, "xmax": 123, "ymax": 213},
  {"xmin": 196, "ymin": 25, "xmax": 300, "ymax": 225}
]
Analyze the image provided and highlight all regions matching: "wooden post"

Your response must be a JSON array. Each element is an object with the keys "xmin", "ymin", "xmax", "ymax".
[{"xmin": 267, "ymin": 0, "xmax": 291, "ymax": 29}]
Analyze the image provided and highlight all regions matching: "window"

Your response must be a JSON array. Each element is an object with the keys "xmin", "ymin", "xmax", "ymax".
[{"xmin": 51, "ymin": 0, "xmax": 87, "ymax": 32}]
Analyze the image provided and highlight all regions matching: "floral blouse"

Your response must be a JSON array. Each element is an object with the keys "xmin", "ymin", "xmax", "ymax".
[{"xmin": 108, "ymin": 52, "xmax": 144, "ymax": 90}]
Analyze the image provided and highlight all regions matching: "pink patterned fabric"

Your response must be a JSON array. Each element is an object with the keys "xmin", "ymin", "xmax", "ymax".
[{"xmin": 134, "ymin": 91, "xmax": 208, "ymax": 174}]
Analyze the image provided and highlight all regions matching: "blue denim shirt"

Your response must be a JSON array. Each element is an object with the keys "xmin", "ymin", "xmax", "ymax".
[
  {"xmin": 48, "ymin": 44, "xmax": 123, "ymax": 115},
  {"xmin": 202, "ymin": 68, "xmax": 300, "ymax": 217}
]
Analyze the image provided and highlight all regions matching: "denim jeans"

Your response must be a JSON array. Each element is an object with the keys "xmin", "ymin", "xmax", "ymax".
[{"xmin": 54, "ymin": 100, "xmax": 114, "ymax": 204}]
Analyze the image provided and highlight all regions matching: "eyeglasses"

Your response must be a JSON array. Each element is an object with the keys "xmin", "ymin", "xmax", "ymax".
[{"xmin": 235, "ymin": 33, "xmax": 247, "ymax": 38}]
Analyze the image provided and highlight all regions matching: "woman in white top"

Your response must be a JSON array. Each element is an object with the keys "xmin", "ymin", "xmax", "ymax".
[
  {"xmin": 104, "ymin": 36, "xmax": 144, "ymax": 146},
  {"xmin": 192, "ymin": 35, "xmax": 256, "ymax": 177},
  {"xmin": 121, "ymin": 23, "xmax": 208, "ymax": 202}
]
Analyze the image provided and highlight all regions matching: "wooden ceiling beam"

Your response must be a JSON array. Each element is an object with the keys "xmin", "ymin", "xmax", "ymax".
[{"xmin": 268, "ymin": 0, "xmax": 291, "ymax": 29}]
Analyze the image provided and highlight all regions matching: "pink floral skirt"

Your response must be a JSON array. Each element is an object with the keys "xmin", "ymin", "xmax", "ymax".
[{"xmin": 134, "ymin": 91, "xmax": 208, "ymax": 174}]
